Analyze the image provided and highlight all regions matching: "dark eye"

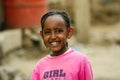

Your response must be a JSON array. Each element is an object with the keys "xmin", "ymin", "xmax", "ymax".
[
  {"xmin": 44, "ymin": 30, "xmax": 51, "ymax": 35},
  {"xmin": 55, "ymin": 29, "xmax": 63, "ymax": 34}
]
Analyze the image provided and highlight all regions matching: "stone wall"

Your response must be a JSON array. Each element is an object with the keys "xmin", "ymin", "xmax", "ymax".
[
  {"xmin": 0, "ymin": 29, "xmax": 22, "ymax": 54},
  {"xmin": 91, "ymin": 0, "xmax": 120, "ymax": 24}
]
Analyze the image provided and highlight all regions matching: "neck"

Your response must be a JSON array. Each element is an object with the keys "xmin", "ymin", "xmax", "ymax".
[{"xmin": 50, "ymin": 46, "xmax": 68, "ymax": 56}]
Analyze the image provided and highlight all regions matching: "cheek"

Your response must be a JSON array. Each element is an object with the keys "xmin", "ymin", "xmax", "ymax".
[
  {"xmin": 59, "ymin": 34, "xmax": 67, "ymax": 41},
  {"xmin": 42, "ymin": 36, "xmax": 49, "ymax": 47},
  {"xmin": 42, "ymin": 35, "xmax": 49, "ymax": 42},
  {"xmin": 44, "ymin": 36, "xmax": 49, "ymax": 41}
]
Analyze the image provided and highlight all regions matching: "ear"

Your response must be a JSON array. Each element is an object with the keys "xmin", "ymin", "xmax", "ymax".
[
  {"xmin": 67, "ymin": 27, "xmax": 74, "ymax": 39},
  {"xmin": 40, "ymin": 30, "xmax": 47, "ymax": 47},
  {"xmin": 40, "ymin": 31, "xmax": 43, "ymax": 38}
]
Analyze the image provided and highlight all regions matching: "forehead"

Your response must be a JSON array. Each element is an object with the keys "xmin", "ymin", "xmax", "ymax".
[
  {"xmin": 46, "ymin": 14, "xmax": 64, "ymax": 21},
  {"xmin": 44, "ymin": 15, "xmax": 66, "ymax": 27}
]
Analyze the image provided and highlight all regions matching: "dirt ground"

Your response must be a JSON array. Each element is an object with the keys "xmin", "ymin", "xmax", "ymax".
[{"xmin": 80, "ymin": 45, "xmax": 120, "ymax": 80}]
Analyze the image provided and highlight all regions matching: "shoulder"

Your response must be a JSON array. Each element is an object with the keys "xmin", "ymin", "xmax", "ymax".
[
  {"xmin": 70, "ymin": 49, "xmax": 90, "ymax": 63},
  {"xmin": 70, "ymin": 49, "xmax": 86, "ymax": 58}
]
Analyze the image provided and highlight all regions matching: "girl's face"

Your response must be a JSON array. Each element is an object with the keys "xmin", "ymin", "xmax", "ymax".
[{"xmin": 40, "ymin": 15, "xmax": 73, "ymax": 56}]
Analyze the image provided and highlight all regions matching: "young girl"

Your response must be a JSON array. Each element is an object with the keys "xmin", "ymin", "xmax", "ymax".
[{"xmin": 30, "ymin": 10, "xmax": 94, "ymax": 80}]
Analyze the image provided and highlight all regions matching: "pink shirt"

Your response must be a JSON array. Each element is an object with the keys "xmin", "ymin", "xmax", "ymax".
[{"xmin": 30, "ymin": 49, "xmax": 94, "ymax": 80}]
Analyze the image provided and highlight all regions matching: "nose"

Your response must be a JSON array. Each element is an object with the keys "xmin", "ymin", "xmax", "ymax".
[{"xmin": 51, "ymin": 32, "xmax": 56, "ymax": 40}]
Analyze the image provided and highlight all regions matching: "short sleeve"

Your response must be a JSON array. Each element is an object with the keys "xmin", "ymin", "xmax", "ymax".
[
  {"xmin": 84, "ymin": 61, "xmax": 94, "ymax": 80},
  {"xmin": 78, "ymin": 56, "xmax": 94, "ymax": 80}
]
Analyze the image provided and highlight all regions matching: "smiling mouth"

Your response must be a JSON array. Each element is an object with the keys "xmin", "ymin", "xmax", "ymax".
[{"xmin": 50, "ymin": 41, "xmax": 60, "ymax": 46}]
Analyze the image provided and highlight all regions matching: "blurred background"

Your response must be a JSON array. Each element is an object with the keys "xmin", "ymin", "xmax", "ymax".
[{"xmin": 0, "ymin": 0, "xmax": 120, "ymax": 80}]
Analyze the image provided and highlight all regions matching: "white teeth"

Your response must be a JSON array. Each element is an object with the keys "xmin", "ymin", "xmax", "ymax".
[{"xmin": 51, "ymin": 42, "xmax": 58, "ymax": 46}]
